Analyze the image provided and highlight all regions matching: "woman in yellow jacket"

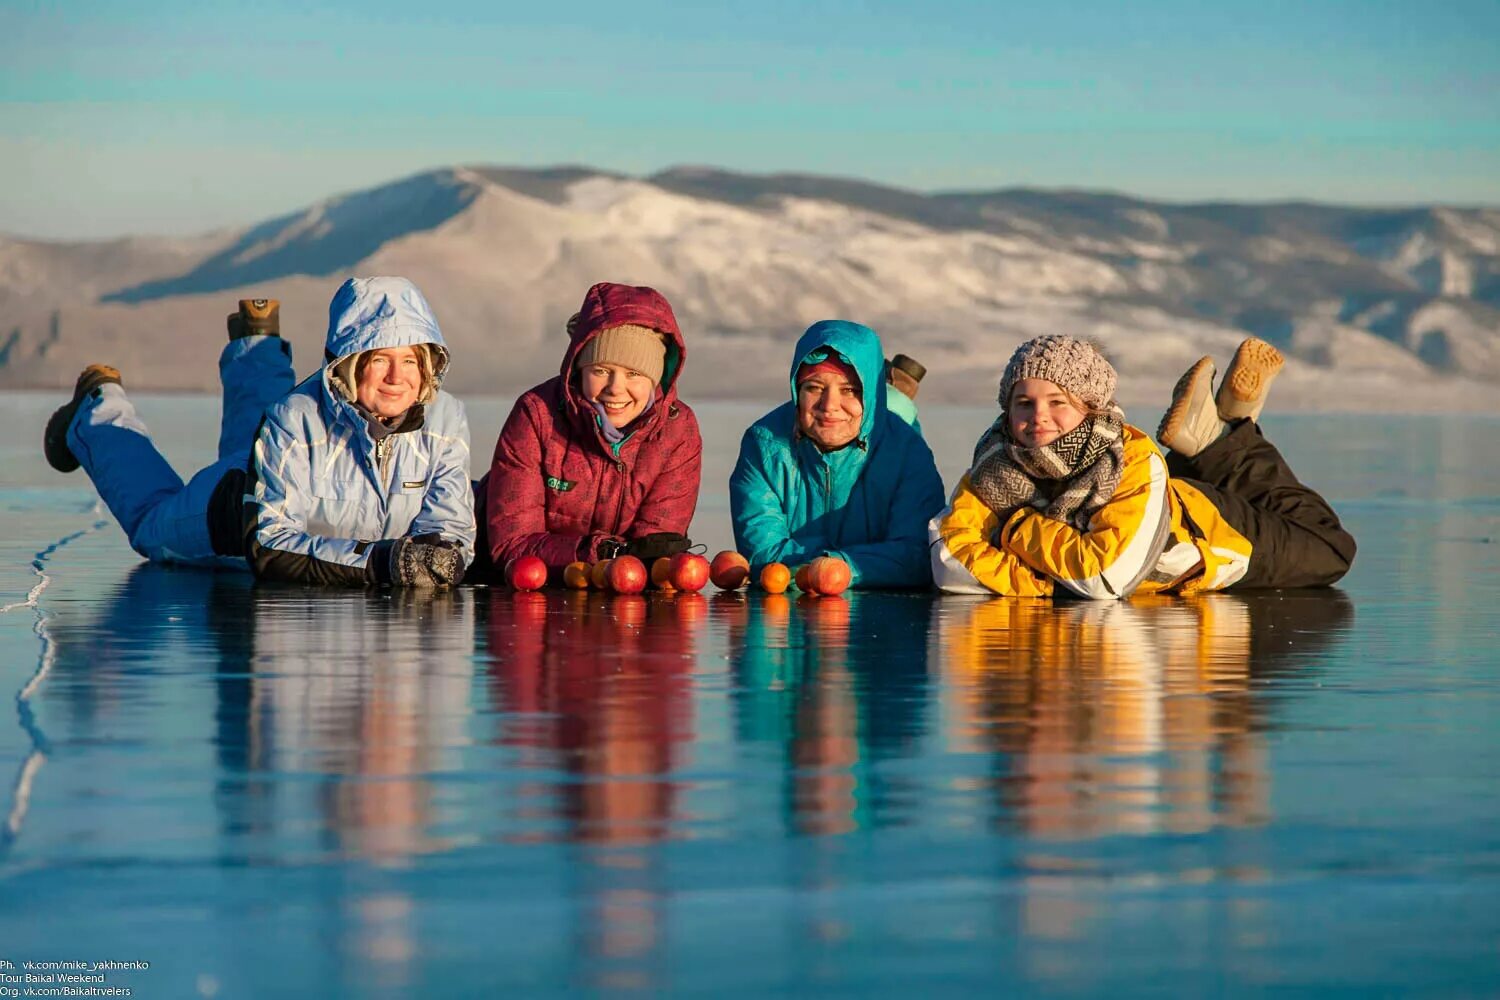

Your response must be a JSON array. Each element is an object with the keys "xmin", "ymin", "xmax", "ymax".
[{"xmin": 929, "ymin": 335, "xmax": 1355, "ymax": 598}]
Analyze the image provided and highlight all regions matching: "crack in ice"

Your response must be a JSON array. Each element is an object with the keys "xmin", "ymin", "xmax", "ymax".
[{"xmin": 2, "ymin": 503, "xmax": 109, "ymax": 859}]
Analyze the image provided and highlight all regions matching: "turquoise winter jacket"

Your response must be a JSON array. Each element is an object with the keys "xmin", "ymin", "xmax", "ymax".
[{"xmin": 729, "ymin": 321, "xmax": 945, "ymax": 588}]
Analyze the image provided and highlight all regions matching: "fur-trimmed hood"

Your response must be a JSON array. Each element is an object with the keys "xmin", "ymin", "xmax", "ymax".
[{"xmin": 321, "ymin": 277, "xmax": 450, "ymax": 416}]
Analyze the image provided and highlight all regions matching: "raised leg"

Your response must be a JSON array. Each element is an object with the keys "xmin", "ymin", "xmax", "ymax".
[
  {"xmin": 1168, "ymin": 420, "xmax": 1356, "ymax": 588},
  {"xmin": 219, "ymin": 334, "xmax": 295, "ymax": 461},
  {"xmin": 68, "ymin": 385, "xmax": 242, "ymax": 567}
]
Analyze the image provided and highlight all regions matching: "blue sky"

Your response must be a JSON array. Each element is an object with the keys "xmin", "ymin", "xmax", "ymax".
[{"xmin": 2, "ymin": 0, "xmax": 1498, "ymax": 239}]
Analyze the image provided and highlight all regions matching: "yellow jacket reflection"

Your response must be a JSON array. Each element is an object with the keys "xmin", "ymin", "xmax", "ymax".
[{"xmin": 943, "ymin": 595, "xmax": 1271, "ymax": 837}]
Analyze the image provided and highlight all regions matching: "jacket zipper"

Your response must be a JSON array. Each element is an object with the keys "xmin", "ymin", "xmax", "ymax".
[
  {"xmin": 614, "ymin": 458, "xmax": 627, "ymax": 529},
  {"xmin": 375, "ymin": 437, "xmax": 393, "ymax": 497}
]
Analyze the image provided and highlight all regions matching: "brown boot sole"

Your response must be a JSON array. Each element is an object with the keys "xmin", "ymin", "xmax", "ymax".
[
  {"xmin": 1158, "ymin": 356, "xmax": 1218, "ymax": 456},
  {"xmin": 43, "ymin": 364, "xmax": 122, "ymax": 473},
  {"xmin": 1218, "ymin": 338, "xmax": 1284, "ymax": 420}
]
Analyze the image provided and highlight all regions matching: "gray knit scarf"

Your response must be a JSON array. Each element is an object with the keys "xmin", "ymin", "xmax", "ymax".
[{"xmin": 968, "ymin": 404, "xmax": 1127, "ymax": 531}]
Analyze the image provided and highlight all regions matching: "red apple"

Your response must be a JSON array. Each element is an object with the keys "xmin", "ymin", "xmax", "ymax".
[
  {"xmin": 607, "ymin": 555, "xmax": 649, "ymax": 595},
  {"xmin": 668, "ymin": 553, "xmax": 710, "ymax": 593},
  {"xmin": 507, "ymin": 555, "xmax": 548, "ymax": 592},
  {"xmin": 709, "ymin": 550, "xmax": 751, "ymax": 590},
  {"xmin": 806, "ymin": 556, "xmax": 851, "ymax": 597}
]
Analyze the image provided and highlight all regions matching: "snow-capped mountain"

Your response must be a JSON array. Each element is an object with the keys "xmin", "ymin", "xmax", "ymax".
[{"xmin": 3, "ymin": 165, "xmax": 1498, "ymax": 410}]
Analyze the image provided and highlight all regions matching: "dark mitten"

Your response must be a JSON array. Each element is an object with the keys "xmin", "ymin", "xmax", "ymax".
[
  {"xmin": 586, "ymin": 534, "xmax": 628, "ymax": 562},
  {"xmin": 623, "ymin": 532, "xmax": 691, "ymax": 560},
  {"xmin": 421, "ymin": 543, "xmax": 465, "ymax": 586},
  {"xmin": 373, "ymin": 537, "xmax": 465, "ymax": 588}
]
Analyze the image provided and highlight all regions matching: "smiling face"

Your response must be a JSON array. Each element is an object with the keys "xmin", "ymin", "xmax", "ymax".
[
  {"xmin": 355, "ymin": 346, "xmax": 424, "ymax": 420},
  {"xmin": 1007, "ymin": 378, "xmax": 1088, "ymax": 447},
  {"xmin": 797, "ymin": 371, "xmax": 864, "ymax": 451},
  {"xmin": 580, "ymin": 362, "xmax": 655, "ymax": 428}
]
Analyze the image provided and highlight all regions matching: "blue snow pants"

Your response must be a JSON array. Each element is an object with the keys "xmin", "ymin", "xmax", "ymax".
[{"xmin": 67, "ymin": 335, "xmax": 296, "ymax": 568}]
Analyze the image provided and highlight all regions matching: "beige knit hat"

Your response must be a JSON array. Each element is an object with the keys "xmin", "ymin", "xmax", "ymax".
[
  {"xmin": 998, "ymin": 335, "xmax": 1117, "ymax": 412},
  {"xmin": 575, "ymin": 324, "xmax": 667, "ymax": 386}
]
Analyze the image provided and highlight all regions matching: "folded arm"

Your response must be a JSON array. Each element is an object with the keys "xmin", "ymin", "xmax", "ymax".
[
  {"xmin": 929, "ymin": 475, "xmax": 1055, "ymax": 597},
  {"xmin": 826, "ymin": 436, "xmax": 946, "ymax": 588},
  {"xmin": 730, "ymin": 427, "xmax": 828, "ymax": 572},
  {"xmin": 246, "ymin": 413, "xmax": 375, "ymax": 586},
  {"xmin": 1000, "ymin": 448, "xmax": 1173, "ymax": 599}
]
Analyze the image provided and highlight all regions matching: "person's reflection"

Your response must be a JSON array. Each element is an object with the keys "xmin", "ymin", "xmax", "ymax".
[
  {"xmin": 482, "ymin": 589, "xmax": 703, "ymax": 989},
  {"xmin": 485, "ymin": 590, "xmax": 700, "ymax": 845},
  {"xmin": 941, "ymin": 590, "xmax": 1352, "ymax": 967},
  {"xmin": 724, "ymin": 592, "xmax": 937, "ymax": 836},
  {"xmin": 44, "ymin": 564, "xmax": 477, "ymax": 992},
  {"xmin": 228, "ymin": 585, "xmax": 475, "ymax": 862},
  {"xmin": 942, "ymin": 591, "xmax": 1355, "ymax": 838},
  {"xmin": 226, "ymin": 581, "xmax": 475, "ymax": 993}
]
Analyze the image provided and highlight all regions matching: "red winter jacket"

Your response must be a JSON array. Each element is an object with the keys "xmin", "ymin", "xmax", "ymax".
[{"xmin": 477, "ymin": 282, "xmax": 703, "ymax": 573}]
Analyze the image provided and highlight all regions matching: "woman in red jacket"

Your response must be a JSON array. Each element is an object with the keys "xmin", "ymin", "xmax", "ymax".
[{"xmin": 473, "ymin": 282, "xmax": 702, "ymax": 580}]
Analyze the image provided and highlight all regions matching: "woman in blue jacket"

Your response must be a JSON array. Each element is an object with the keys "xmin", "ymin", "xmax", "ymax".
[
  {"xmin": 245, "ymin": 277, "xmax": 474, "ymax": 586},
  {"xmin": 729, "ymin": 320, "xmax": 945, "ymax": 589},
  {"xmin": 44, "ymin": 276, "xmax": 473, "ymax": 587}
]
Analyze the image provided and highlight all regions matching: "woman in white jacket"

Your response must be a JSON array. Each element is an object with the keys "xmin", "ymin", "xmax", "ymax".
[{"xmin": 45, "ymin": 276, "xmax": 474, "ymax": 587}]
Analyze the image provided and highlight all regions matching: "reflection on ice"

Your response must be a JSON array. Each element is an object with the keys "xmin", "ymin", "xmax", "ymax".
[
  {"xmin": 486, "ymin": 590, "xmax": 702, "ymax": 847},
  {"xmin": 21, "ymin": 568, "xmax": 1357, "ymax": 864},
  {"xmin": 727, "ymin": 592, "xmax": 934, "ymax": 838},
  {"xmin": 942, "ymin": 592, "xmax": 1353, "ymax": 839},
  {"xmin": 5, "ymin": 554, "xmax": 1379, "ymax": 994},
  {"xmin": 5, "ymin": 399, "xmax": 1497, "ymax": 993}
]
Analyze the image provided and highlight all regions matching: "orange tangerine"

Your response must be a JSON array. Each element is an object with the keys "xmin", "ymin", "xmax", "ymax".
[
  {"xmin": 563, "ymin": 561, "xmax": 591, "ymax": 589},
  {"xmin": 590, "ymin": 559, "xmax": 613, "ymax": 590},
  {"xmin": 759, "ymin": 562, "xmax": 791, "ymax": 594},
  {"xmin": 651, "ymin": 557, "xmax": 676, "ymax": 590}
]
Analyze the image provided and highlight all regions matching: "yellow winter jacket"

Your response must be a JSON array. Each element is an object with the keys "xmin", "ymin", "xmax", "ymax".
[{"xmin": 929, "ymin": 425, "xmax": 1251, "ymax": 599}]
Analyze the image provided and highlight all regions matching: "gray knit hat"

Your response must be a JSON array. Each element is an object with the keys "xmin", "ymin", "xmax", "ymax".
[{"xmin": 998, "ymin": 335, "xmax": 1117, "ymax": 412}]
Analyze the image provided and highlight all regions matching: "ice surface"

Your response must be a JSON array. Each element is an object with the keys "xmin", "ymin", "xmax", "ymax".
[{"xmin": 2, "ymin": 396, "xmax": 1499, "ymax": 996}]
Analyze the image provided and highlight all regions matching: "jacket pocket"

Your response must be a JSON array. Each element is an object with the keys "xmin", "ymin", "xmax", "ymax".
[
  {"xmin": 308, "ymin": 477, "xmax": 362, "ymax": 537},
  {"xmin": 387, "ymin": 481, "xmax": 425, "ymax": 533}
]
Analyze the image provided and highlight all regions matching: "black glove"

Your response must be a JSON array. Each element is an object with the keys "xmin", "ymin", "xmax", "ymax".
[
  {"xmin": 622, "ymin": 533, "xmax": 692, "ymax": 561},
  {"xmin": 593, "ymin": 536, "xmax": 627, "ymax": 561},
  {"xmin": 369, "ymin": 537, "xmax": 465, "ymax": 588}
]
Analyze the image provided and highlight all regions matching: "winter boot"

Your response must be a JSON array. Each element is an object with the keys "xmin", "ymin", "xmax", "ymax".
[
  {"xmin": 227, "ymin": 298, "xmax": 280, "ymax": 341},
  {"xmin": 1157, "ymin": 356, "xmax": 1227, "ymax": 458},
  {"xmin": 43, "ymin": 364, "xmax": 122, "ymax": 473},
  {"xmin": 888, "ymin": 354, "xmax": 926, "ymax": 400},
  {"xmin": 1216, "ymin": 336, "xmax": 1284, "ymax": 423}
]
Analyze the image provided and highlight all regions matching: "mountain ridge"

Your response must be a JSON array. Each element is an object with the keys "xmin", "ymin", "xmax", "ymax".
[{"xmin": 3, "ymin": 164, "xmax": 1498, "ymax": 411}]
